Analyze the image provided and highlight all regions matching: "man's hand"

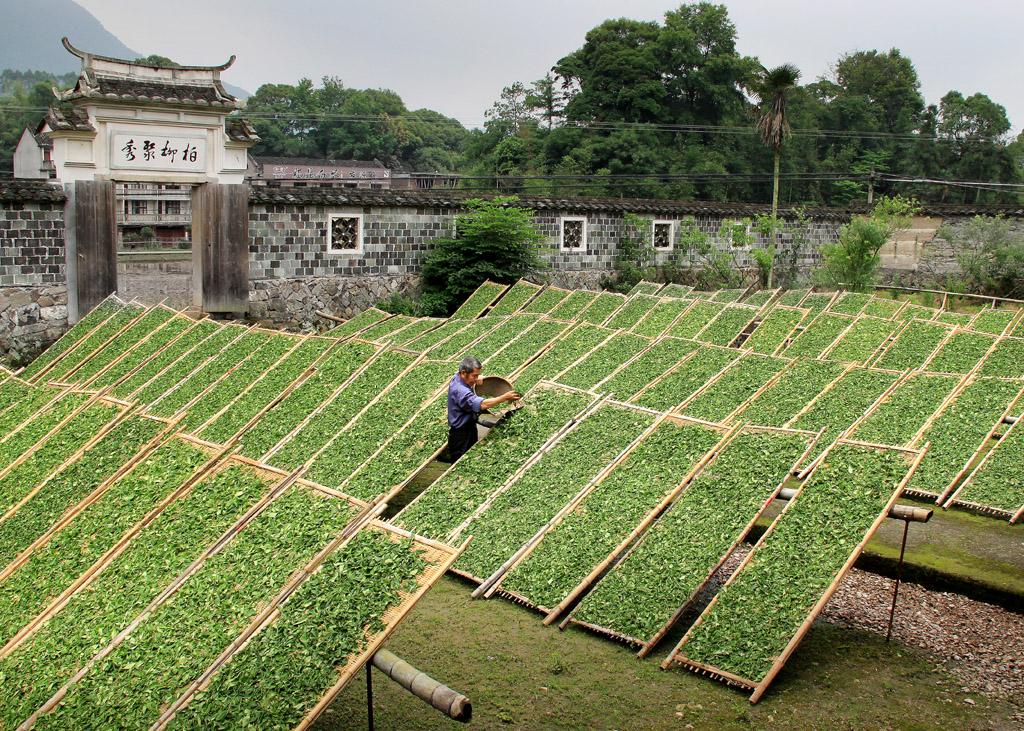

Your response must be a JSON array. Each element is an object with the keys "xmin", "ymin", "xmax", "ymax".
[{"xmin": 480, "ymin": 390, "xmax": 521, "ymax": 411}]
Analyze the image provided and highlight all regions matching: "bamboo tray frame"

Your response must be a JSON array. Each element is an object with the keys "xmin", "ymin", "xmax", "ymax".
[
  {"xmin": 741, "ymin": 287, "xmax": 781, "ymax": 308},
  {"xmin": 781, "ymin": 309, "xmax": 854, "ymax": 358},
  {"xmin": 546, "ymin": 288, "xmax": 602, "ymax": 321},
  {"xmin": 324, "ymin": 307, "xmax": 395, "ymax": 341},
  {"xmin": 486, "ymin": 278, "xmax": 544, "ymax": 317},
  {"xmin": 627, "ymin": 280, "xmax": 665, "ymax": 297},
  {"xmin": 628, "ymin": 343, "xmax": 741, "ymax": 412},
  {"xmin": 149, "ymin": 505, "xmax": 417, "ymax": 731},
  {"xmin": 906, "ymin": 372, "xmax": 1024, "ymax": 502},
  {"xmin": 393, "ymin": 381, "xmax": 599, "ymax": 540},
  {"xmin": 663, "ymin": 439, "xmax": 928, "ymax": 704},
  {"xmin": 629, "ymin": 297, "xmax": 698, "ymax": 338},
  {"xmin": 965, "ymin": 305, "xmax": 1019, "ymax": 337},
  {"xmin": 115, "ymin": 319, "xmax": 243, "ymax": 403},
  {"xmin": 870, "ymin": 317, "xmax": 955, "ymax": 370},
  {"xmin": 18, "ymin": 466, "xmax": 369, "ymax": 730},
  {"xmin": 54, "ymin": 303, "xmax": 178, "ymax": 386},
  {"xmin": 559, "ymin": 424, "xmax": 822, "ymax": 654},
  {"xmin": 24, "ymin": 294, "xmax": 130, "ymax": 384},
  {"xmin": 186, "ymin": 333, "xmax": 340, "ymax": 439},
  {"xmin": 673, "ymin": 349, "xmax": 786, "ymax": 421},
  {"xmin": 149, "ymin": 327, "xmax": 304, "ymax": 425},
  {"xmin": 0, "ymin": 434, "xmax": 233, "ymax": 659},
  {"xmin": 140, "ymin": 323, "xmax": 257, "ymax": 412},
  {"xmin": 591, "ymin": 334, "xmax": 699, "ymax": 400},
  {"xmin": 450, "ymin": 280, "xmax": 510, "ymax": 319},
  {"xmin": 94, "ymin": 313, "xmax": 214, "ymax": 396},
  {"xmin": 75, "ymin": 307, "xmax": 208, "ymax": 391},
  {"xmin": 550, "ymin": 326, "xmax": 628, "ymax": 389},
  {"xmin": 944, "ymin": 416, "xmax": 1024, "ymax": 521},
  {"xmin": 722, "ymin": 356, "xmax": 799, "ymax": 425},
  {"xmin": 827, "ymin": 291, "xmax": 874, "ymax": 316},
  {"xmin": 918, "ymin": 326, "xmax": 998, "ymax": 374},
  {"xmin": 0, "ymin": 407, "xmax": 175, "ymax": 573},
  {"xmin": 481, "ymin": 317, "xmax": 573, "ymax": 379},
  {"xmin": 604, "ymin": 293, "xmax": 662, "ymax": 331},
  {"xmin": 295, "ymin": 355, "xmax": 453, "ymax": 486},
  {"xmin": 445, "ymin": 387, "xmax": 609, "ymax": 544},
  {"xmin": 521, "ymin": 284, "xmax": 575, "ymax": 316},
  {"xmin": 466, "ymin": 400, "xmax": 669, "ymax": 598},
  {"xmin": 842, "ymin": 371, "xmax": 964, "ymax": 447},
  {"xmin": 741, "ymin": 304, "xmax": 809, "ymax": 356},
  {"xmin": 231, "ymin": 338, "xmax": 385, "ymax": 459},
  {"xmin": 553, "ymin": 330, "xmax": 654, "ymax": 392},
  {"xmin": 577, "ymin": 291, "xmax": 627, "ymax": 328},
  {"xmin": 260, "ymin": 345, "xmax": 415, "ymax": 464},
  {"xmin": 383, "ymin": 316, "xmax": 447, "ymax": 347},
  {"xmin": 38, "ymin": 299, "xmax": 152, "ymax": 386},
  {"xmin": 488, "ymin": 414, "xmax": 736, "ymax": 620},
  {"xmin": 818, "ymin": 313, "xmax": 903, "ymax": 365},
  {"xmin": 0, "ymin": 388, "xmax": 126, "ymax": 492},
  {"xmin": 0, "ymin": 380, "xmax": 77, "ymax": 446},
  {"xmin": 795, "ymin": 289, "xmax": 839, "ymax": 311},
  {"xmin": 693, "ymin": 303, "xmax": 759, "ymax": 347}
]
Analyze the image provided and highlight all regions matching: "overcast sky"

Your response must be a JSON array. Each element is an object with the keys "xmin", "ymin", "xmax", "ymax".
[{"xmin": 75, "ymin": 0, "xmax": 1022, "ymax": 133}]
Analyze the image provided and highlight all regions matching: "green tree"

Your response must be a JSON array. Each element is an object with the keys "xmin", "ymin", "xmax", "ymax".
[
  {"xmin": 940, "ymin": 215, "xmax": 1024, "ymax": 298},
  {"xmin": 244, "ymin": 77, "xmax": 467, "ymax": 170},
  {"xmin": 814, "ymin": 196, "xmax": 919, "ymax": 290},
  {"xmin": 754, "ymin": 63, "xmax": 800, "ymax": 285},
  {"xmin": 133, "ymin": 55, "xmax": 179, "ymax": 67},
  {"xmin": 418, "ymin": 197, "xmax": 547, "ymax": 315},
  {"xmin": 937, "ymin": 91, "xmax": 1016, "ymax": 202}
]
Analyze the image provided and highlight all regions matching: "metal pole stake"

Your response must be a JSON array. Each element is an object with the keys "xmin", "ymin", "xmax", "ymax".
[
  {"xmin": 366, "ymin": 664, "xmax": 374, "ymax": 731},
  {"xmin": 886, "ymin": 519, "xmax": 910, "ymax": 642}
]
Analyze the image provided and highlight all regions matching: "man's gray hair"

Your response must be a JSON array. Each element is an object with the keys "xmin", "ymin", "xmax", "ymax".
[{"xmin": 459, "ymin": 355, "xmax": 482, "ymax": 374}]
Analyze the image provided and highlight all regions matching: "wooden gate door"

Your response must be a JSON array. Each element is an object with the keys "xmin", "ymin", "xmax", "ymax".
[
  {"xmin": 67, "ymin": 179, "xmax": 117, "ymax": 319},
  {"xmin": 192, "ymin": 183, "xmax": 249, "ymax": 313}
]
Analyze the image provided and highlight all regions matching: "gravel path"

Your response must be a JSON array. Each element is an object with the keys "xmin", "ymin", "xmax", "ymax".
[{"xmin": 824, "ymin": 568, "xmax": 1024, "ymax": 707}]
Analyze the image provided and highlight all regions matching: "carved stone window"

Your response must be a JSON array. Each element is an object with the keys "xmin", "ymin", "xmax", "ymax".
[
  {"xmin": 560, "ymin": 216, "xmax": 587, "ymax": 251},
  {"xmin": 329, "ymin": 213, "xmax": 362, "ymax": 253},
  {"xmin": 652, "ymin": 220, "xmax": 674, "ymax": 250}
]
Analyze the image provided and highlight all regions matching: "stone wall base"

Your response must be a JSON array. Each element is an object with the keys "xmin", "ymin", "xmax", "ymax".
[
  {"xmin": 249, "ymin": 275, "xmax": 420, "ymax": 330},
  {"xmin": 0, "ymin": 285, "xmax": 69, "ymax": 366}
]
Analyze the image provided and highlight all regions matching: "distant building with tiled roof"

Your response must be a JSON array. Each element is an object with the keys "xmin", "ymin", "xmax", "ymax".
[{"xmin": 247, "ymin": 155, "xmax": 392, "ymax": 189}]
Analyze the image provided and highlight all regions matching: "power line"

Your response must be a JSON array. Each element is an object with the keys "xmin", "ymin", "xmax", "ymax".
[{"xmin": 1, "ymin": 104, "xmax": 1013, "ymax": 145}]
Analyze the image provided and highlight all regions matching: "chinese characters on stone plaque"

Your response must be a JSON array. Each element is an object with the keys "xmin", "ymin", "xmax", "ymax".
[{"xmin": 112, "ymin": 133, "xmax": 206, "ymax": 172}]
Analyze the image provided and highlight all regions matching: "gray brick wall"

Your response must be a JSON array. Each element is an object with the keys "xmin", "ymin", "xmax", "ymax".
[
  {"xmin": 248, "ymin": 204, "xmax": 843, "ymax": 281},
  {"xmin": 0, "ymin": 202, "xmax": 65, "ymax": 286}
]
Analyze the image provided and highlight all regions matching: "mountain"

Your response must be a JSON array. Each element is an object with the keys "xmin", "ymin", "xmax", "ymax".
[
  {"xmin": 0, "ymin": 0, "xmax": 138, "ymax": 74},
  {"xmin": 0, "ymin": 0, "xmax": 248, "ymax": 98}
]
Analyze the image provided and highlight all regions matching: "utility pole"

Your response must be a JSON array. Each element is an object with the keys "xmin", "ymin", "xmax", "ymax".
[{"xmin": 867, "ymin": 170, "xmax": 875, "ymax": 205}]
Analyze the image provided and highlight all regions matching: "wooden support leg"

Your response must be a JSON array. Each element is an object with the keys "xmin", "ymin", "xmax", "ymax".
[{"xmin": 886, "ymin": 519, "xmax": 911, "ymax": 642}]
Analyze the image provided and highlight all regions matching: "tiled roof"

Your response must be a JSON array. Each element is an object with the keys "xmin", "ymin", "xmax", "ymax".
[
  {"xmin": 247, "ymin": 186, "xmax": 1024, "ymax": 219},
  {"xmin": 225, "ymin": 118, "xmax": 260, "ymax": 144},
  {"xmin": 57, "ymin": 69, "xmax": 240, "ymax": 110},
  {"xmin": 254, "ymin": 156, "xmax": 388, "ymax": 169},
  {"xmin": 0, "ymin": 180, "xmax": 66, "ymax": 203},
  {"xmin": 41, "ymin": 106, "xmax": 94, "ymax": 133}
]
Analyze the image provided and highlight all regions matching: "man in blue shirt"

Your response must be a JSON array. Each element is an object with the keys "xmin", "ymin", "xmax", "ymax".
[{"xmin": 447, "ymin": 355, "xmax": 520, "ymax": 462}]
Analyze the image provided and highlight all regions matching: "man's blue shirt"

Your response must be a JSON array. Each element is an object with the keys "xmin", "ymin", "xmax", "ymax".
[{"xmin": 448, "ymin": 373, "xmax": 484, "ymax": 429}]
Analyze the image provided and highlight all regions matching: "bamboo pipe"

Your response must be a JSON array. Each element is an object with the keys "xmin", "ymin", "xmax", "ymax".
[
  {"xmin": 775, "ymin": 488, "xmax": 932, "ymax": 522},
  {"xmin": 371, "ymin": 650, "xmax": 472, "ymax": 723}
]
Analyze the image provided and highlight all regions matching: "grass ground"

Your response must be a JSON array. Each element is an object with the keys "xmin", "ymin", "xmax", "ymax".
[{"xmin": 316, "ymin": 576, "xmax": 1019, "ymax": 730}]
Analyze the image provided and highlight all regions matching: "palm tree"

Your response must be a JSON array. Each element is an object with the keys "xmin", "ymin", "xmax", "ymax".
[{"xmin": 755, "ymin": 63, "xmax": 801, "ymax": 286}]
